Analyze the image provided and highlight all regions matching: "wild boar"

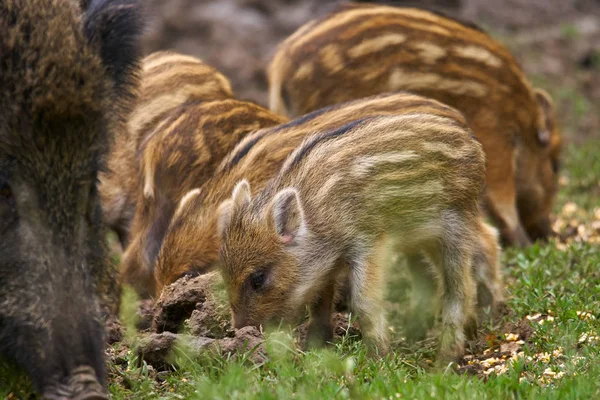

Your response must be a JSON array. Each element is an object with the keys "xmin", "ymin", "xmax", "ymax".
[{"xmin": 0, "ymin": 0, "xmax": 142, "ymax": 397}]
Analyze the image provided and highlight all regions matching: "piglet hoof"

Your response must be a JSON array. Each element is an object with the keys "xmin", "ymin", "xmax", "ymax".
[
  {"xmin": 366, "ymin": 343, "xmax": 389, "ymax": 359},
  {"xmin": 363, "ymin": 336, "xmax": 390, "ymax": 359},
  {"xmin": 437, "ymin": 325, "xmax": 465, "ymax": 368},
  {"xmin": 503, "ymin": 225, "xmax": 532, "ymax": 248}
]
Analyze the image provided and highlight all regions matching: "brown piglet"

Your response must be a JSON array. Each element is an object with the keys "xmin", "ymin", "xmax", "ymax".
[
  {"xmin": 154, "ymin": 93, "xmax": 503, "ymax": 323},
  {"xmin": 217, "ymin": 112, "xmax": 488, "ymax": 363},
  {"xmin": 100, "ymin": 51, "xmax": 234, "ymax": 247},
  {"xmin": 268, "ymin": 3, "xmax": 562, "ymax": 247},
  {"xmin": 120, "ymin": 83, "xmax": 287, "ymax": 298}
]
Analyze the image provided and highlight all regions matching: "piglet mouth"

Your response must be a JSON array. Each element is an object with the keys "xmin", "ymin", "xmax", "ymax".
[{"xmin": 42, "ymin": 366, "xmax": 107, "ymax": 400}]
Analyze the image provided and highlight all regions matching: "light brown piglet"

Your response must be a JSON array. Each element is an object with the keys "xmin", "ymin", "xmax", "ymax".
[
  {"xmin": 217, "ymin": 113, "xmax": 488, "ymax": 363},
  {"xmin": 154, "ymin": 93, "xmax": 503, "ymax": 341}
]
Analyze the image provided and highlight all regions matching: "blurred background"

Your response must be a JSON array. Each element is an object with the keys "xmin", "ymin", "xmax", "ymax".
[{"xmin": 141, "ymin": 0, "xmax": 600, "ymax": 146}]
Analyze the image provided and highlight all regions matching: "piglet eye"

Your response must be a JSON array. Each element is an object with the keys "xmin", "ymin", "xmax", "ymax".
[{"xmin": 250, "ymin": 271, "xmax": 266, "ymax": 291}]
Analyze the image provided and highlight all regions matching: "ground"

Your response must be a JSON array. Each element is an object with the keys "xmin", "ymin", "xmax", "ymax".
[{"xmin": 1, "ymin": 0, "xmax": 599, "ymax": 398}]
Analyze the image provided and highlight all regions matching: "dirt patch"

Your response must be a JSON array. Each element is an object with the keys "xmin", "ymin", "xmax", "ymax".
[
  {"xmin": 152, "ymin": 274, "xmax": 215, "ymax": 333},
  {"xmin": 187, "ymin": 298, "xmax": 234, "ymax": 338},
  {"xmin": 136, "ymin": 299, "xmax": 154, "ymax": 332},
  {"xmin": 105, "ymin": 316, "xmax": 124, "ymax": 345},
  {"xmin": 130, "ymin": 272, "xmax": 266, "ymax": 368},
  {"xmin": 136, "ymin": 332, "xmax": 216, "ymax": 369},
  {"xmin": 553, "ymin": 202, "xmax": 600, "ymax": 248},
  {"xmin": 459, "ymin": 316, "xmax": 534, "ymax": 372},
  {"xmin": 210, "ymin": 326, "xmax": 267, "ymax": 364}
]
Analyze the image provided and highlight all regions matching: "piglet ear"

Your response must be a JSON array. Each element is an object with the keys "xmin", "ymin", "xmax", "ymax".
[
  {"xmin": 218, "ymin": 180, "xmax": 251, "ymax": 237},
  {"xmin": 534, "ymin": 88, "xmax": 554, "ymax": 146},
  {"xmin": 232, "ymin": 179, "xmax": 251, "ymax": 210},
  {"xmin": 271, "ymin": 188, "xmax": 305, "ymax": 245},
  {"xmin": 83, "ymin": 0, "xmax": 144, "ymax": 104},
  {"xmin": 217, "ymin": 199, "xmax": 233, "ymax": 238}
]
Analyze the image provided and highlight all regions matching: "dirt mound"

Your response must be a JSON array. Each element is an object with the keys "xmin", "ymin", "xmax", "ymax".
[
  {"xmin": 105, "ymin": 316, "xmax": 124, "ymax": 345},
  {"xmin": 135, "ymin": 273, "xmax": 266, "ymax": 367},
  {"xmin": 152, "ymin": 274, "xmax": 215, "ymax": 333}
]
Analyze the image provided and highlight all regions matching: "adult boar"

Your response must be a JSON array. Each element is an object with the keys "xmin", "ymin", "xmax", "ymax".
[{"xmin": 0, "ymin": 0, "xmax": 142, "ymax": 397}]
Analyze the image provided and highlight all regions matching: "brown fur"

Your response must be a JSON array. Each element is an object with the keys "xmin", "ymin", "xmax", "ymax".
[
  {"xmin": 99, "ymin": 51, "xmax": 234, "ymax": 246},
  {"xmin": 268, "ymin": 3, "xmax": 562, "ymax": 247},
  {"xmin": 155, "ymin": 93, "xmax": 503, "ymax": 324},
  {"xmin": 0, "ymin": 0, "xmax": 143, "ymax": 396},
  {"xmin": 120, "ymin": 96, "xmax": 287, "ymax": 297},
  {"xmin": 218, "ymin": 110, "xmax": 487, "ymax": 363}
]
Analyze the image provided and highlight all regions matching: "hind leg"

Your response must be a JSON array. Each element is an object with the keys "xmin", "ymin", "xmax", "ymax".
[
  {"xmin": 404, "ymin": 252, "xmax": 439, "ymax": 342},
  {"xmin": 425, "ymin": 212, "xmax": 478, "ymax": 364}
]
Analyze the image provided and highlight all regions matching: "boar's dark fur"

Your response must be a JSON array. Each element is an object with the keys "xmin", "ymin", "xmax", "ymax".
[{"xmin": 0, "ymin": 0, "xmax": 142, "ymax": 397}]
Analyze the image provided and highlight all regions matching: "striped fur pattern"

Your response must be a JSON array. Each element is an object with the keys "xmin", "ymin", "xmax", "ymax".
[
  {"xmin": 120, "ymin": 92, "xmax": 287, "ymax": 298},
  {"xmin": 154, "ymin": 94, "xmax": 502, "ymax": 354},
  {"xmin": 99, "ymin": 51, "xmax": 234, "ymax": 246},
  {"xmin": 218, "ymin": 111, "xmax": 487, "ymax": 363},
  {"xmin": 154, "ymin": 92, "xmax": 470, "ymax": 294},
  {"xmin": 268, "ymin": 2, "xmax": 562, "ymax": 248}
]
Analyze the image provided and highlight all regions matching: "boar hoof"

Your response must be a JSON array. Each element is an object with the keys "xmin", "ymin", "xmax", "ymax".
[{"xmin": 42, "ymin": 366, "xmax": 107, "ymax": 400}]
